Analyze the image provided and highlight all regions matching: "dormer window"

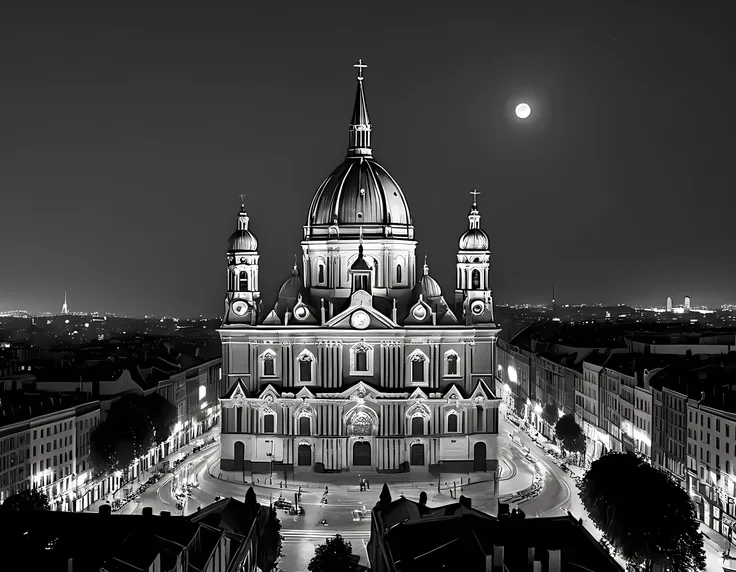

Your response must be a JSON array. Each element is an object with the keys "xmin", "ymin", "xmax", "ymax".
[{"xmin": 239, "ymin": 271, "xmax": 248, "ymax": 291}]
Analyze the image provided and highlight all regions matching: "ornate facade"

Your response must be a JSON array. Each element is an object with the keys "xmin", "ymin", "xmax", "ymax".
[{"xmin": 219, "ymin": 65, "xmax": 501, "ymax": 476}]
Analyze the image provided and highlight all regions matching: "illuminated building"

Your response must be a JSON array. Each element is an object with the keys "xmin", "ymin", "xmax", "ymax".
[
  {"xmin": 218, "ymin": 65, "xmax": 502, "ymax": 476},
  {"xmin": 684, "ymin": 295, "xmax": 691, "ymax": 312},
  {"xmin": 666, "ymin": 296, "xmax": 673, "ymax": 312},
  {"xmin": 61, "ymin": 290, "xmax": 69, "ymax": 315}
]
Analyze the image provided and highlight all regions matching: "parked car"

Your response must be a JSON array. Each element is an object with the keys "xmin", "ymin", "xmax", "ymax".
[
  {"xmin": 288, "ymin": 506, "xmax": 305, "ymax": 516},
  {"xmin": 274, "ymin": 497, "xmax": 291, "ymax": 510}
]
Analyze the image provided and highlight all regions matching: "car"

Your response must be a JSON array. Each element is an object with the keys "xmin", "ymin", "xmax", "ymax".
[
  {"xmin": 288, "ymin": 506, "xmax": 305, "ymax": 516},
  {"xmin": 274, "ymin": 497, "xmax": 292, "ymax": 510},
  {"xmin": 214, "ymin": 495, "xmax": 224, "ymax": 502}
]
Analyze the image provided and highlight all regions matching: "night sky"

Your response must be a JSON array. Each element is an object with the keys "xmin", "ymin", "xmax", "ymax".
[{"xmin": 1, "ymin": 1, "xmax": 733, "ymax": 317}]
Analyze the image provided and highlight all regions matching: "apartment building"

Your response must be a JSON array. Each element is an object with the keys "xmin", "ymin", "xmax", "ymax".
[
  {"xmin": 581, "ymin": 353, "xmax": 608, "ymax": 463},
  {"xmin": 633, "ymin": 384, "xmax": 653, "ymax": 458},
  {"xmin": 74, "ymin": 401, "xmax": 100, "ymax": 510}
]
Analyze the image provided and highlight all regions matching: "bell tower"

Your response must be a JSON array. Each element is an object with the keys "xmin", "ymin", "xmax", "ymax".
[
  {"xmin": 454, "ymin": 191, "xmax": 495, "ymax": 325},
  {"xmin": 224, "ymin": 196, "xmax": 261, "ymax": 325}
]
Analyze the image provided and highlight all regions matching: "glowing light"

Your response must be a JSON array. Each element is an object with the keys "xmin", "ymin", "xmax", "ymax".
[
  {"xmin": 558, "ymin": 409, "xmax": 565, "ymax": 420},
  {"xmin": 515, "ymin": 103, "xmax": 531, "ymax": 119},
  {"xmin": 534, "ymin": 403, "xmax": 543, "ymax": 415},
  {"xmin": 174, "ymin": 422, "xmax": 183, "ymax": 433},
  {"xmin": 503, "ymin": 384, "xmax": 511, "ymax": 393},
  {"xmin": 507, "ymin": 366, "xmax": 518, "ymax": 383},
  {"xmin": 199, "ymin": 385, "xmax": 206, "ymax": 400},
  {"xmin": 200, "ymin": 401, "xmax": 208, "ymax": 411}
]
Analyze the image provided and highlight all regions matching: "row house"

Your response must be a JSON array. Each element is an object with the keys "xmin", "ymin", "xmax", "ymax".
[{"xmin": 494, "ymin": 338, "xmax": 532, "ymax": 420}]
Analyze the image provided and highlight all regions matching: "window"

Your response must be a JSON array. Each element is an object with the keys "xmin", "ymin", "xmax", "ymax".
[
  {"xmin": 471, "ymin": 269, "xmax": 481, "ymax": 289},
  {"xmin": 476, "ymin": 406, "xmax": 483, "ymax": 431},
  {"xmin": 239, "ymin": 271, "xmax": 248, "ymax": 291},
  {"xmin": 262, "ymin": 350, "xmax": 276, "ymax": 377},
  {"xmin": 356, "ymin": 349, "xmax": 368, "ymax": 372},
  {"xmin": 396, "ymin": 264, "xmax": 402, "ymax": 283},
  {"xmin": 411, "ymin": 416, "xmax": 424, "ymax": 436},
  {"xmin": 263, "ymin": 413, "xmax": 275, "ymax": 433},
  {"xmin": 350, "ymin": 343, "xmax": 373, "ymax": 376},
  {"xmin": 412, "ymin": 360, "xmax": 424, "ymax": 382},
  {"xmin": 299, "ymin": 416, "xmax": 311, "ymax": 436},
  {"xmin": 447, "ymin": 412, "xmax": 459, "ymax": 433},
  {"xmin": 236, "ymin": 407, "xmax": 243, "ymax": 433},
  {"xmin": 297, "ymin": 350, "xmax": 315, "ymax": 384},
  {"xmin": 445, "ymin": 351, "xmax": 459, "ymax": 376},
  {"xmin": 318, "ymin": 263, "xmax": 325, "ymax": 284},
  {"xmin": 408, "ymin": 350, "xmax": 429, "ymax": 384}
]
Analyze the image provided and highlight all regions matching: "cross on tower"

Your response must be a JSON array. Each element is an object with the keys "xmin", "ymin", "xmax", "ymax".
[
  {"xmin": 239, "ymin": 193, "xmax": 246, "ymax": 207},
  {"xmin": 470, "ymin": 189, "xmax": 481, "ymax": 207},
  {"xmin": 354, "ymin": 59, "xmax": 367, "ymax": 80}
]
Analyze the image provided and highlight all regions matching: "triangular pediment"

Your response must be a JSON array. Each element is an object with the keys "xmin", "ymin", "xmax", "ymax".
[
  {"xmin": 470, "ymin": 378, "xmax": 496, "ymax": 401},
  {"xmin": 258, "ymin": 384, "xmax": 281, "ymax": 402},
  {"xmin": 296, "ymin": 386, "xmax": 315, "ymax": 399},
  {"xmin": 408, "ymin": 387, "xmax": 429, "ymax": 400},
  {"xmin": 325, "ymin": 302, "xmax": 396, "ymax": 330},
  {"xmin": 444, "ymin": 384, "xmax": 463, "ymax": 401},
  {"xmin": 340, "ymin": 381, "xmax": 380, "ymax": 400},
  {"xmin": 222, "ymin": 378, "xmax": 249, "ymax": 400},
  {"xmin": 262, "ymin": 306, "xmax": 281, "ymax": 325}
]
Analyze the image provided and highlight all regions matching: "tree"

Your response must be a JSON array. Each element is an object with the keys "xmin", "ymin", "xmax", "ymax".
[
  {"xmin": 542, "ymin": 402, "xmax": 559, "ymax": 427},
  {"xmin": 144, "ymin": 392, "xmax": 177, "ymax": 445},
  {"xmin": 258, "ymin": 506, "xmax": 283, "ymax": 571},
  {"xmin": 1, "ymin": 488, "xmax": 51, "ymax": 511},
  {"xmin": 554, "ymin": 414, "xmax": 586, "ymax": 455},
  {"xmin": 579, "ymin": 453, "xmax": 705, "ymax": 571},
  {"xmin": 308, "ymin": 534, "xmax": 353, "ymax": 572}
]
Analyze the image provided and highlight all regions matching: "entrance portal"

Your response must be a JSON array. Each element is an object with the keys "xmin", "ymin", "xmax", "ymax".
[
  {"xmin": 353, "ymin": 441, "xmax": 371, "ymax": 466},
  {"xmin": 234, "ymin": 441, "xmax": 245, "ymax": 471},
  {"xmin": 473, "ymin": 441, "xmax": 486, "ymax": 472},
  {"xmin": 410, "ymin": 443, "xmax": 425, "ymax": 466},
  {"xmin": 297, "ymin": 444, "xmax": 312, "ymax": 466}
]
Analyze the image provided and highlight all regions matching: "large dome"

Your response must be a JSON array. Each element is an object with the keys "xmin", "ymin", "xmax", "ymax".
[
  {"xmin": 459, "ymin": 228, "xmax": 489, "ymax": 251},
  {"xmin": 307, "ymin": 157, "xmax": 411, "ymax": 227}
]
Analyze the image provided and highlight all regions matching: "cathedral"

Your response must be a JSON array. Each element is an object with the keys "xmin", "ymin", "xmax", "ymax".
[{"xmin": 218, "ymin": 64, "xmax": 501, "ymax": 477}]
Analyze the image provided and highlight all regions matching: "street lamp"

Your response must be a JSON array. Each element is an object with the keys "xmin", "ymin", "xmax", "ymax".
[{"xmin": 264, "ymin": 439, "xmax": 274, "ymax": 485}]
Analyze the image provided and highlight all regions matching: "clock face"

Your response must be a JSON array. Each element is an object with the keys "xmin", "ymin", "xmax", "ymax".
[
  {"xmin": 232, "ymin": 301, "xmax": 248, "ymax": 316},
  {"xmin": 471, "ymin": 300, "xmax": 484, "ymax": 316},
  {"xmin": 294, "ymin": 305, "xmax": 308, "ymax": 320},
  {"xmin": 350, "ymin": 310, "xmax": 370, "ymax": 330}
]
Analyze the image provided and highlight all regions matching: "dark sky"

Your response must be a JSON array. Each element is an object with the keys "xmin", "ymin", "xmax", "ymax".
[{"xmin": 1, "ymin": 1, "xmax": 734, "ymax": 317}]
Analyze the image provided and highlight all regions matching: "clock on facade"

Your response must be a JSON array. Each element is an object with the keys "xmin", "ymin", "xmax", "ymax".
[
  {"xmin": 470, "ymin": 300, "xmax": 484, "ymax": 316},
  {"xmin": 412, "ymin": 305, "xmax": 427, "ymax": 320},
  {"xmin": 232, "ymin": 301, "xmax": 249, "ymax": 316},
  {"xmin": 350, "ymin": 310, "xmax": 370, "ymax": 330}
]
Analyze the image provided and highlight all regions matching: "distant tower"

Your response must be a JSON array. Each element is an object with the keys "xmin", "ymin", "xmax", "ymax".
[
  {"xmin": 61, "ymin": 291, "xmax": 69, "ymax": 315},
  {"xmin": 552, "ymin": 285, "xmax": 557, "ymax": 312},
  {"xmin": 223, "ymin": 196, "xmax": 261, "ymax": 325},
  {"xmin": 684, "ymin": 296, "xmax": 691, "ymax": 312},
  {"xmin": 455, "ymin": 191, "xmax": 494, "ymax": 325},
  {"xmin": 666, "ymin": 296, "xmax": 673, "ymax": 312}
]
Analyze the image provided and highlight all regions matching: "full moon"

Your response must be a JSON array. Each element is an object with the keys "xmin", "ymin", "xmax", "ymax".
[{"xmin": 515, "ymin": 103, "xmax": 532, "ymax": 119}]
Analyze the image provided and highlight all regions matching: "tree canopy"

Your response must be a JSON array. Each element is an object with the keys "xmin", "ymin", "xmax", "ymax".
[
  {"xmin": 90, "ymin": 393, "xmax": 175, "ymax": 474},
  {"xmin": 579, "ymin": 452, "xmax": 705, "ymax": 571},
  {"xmin": 258, "ymin": 506, "xmax": 283, "ymax": 572},
  {"xmin": 308, "ymin": 534, "xmax": 353, "ymax": 572},
  {"xmin": 1, "ymin": 488, "xmax": 51, "ymax": 511},
  {"xmin": 542, "ymin": 402, "xmax": 560, "ymax": 426},
  {"xmin": 554, "ymin": 414, "xmax": 586, "ymax": 454}
]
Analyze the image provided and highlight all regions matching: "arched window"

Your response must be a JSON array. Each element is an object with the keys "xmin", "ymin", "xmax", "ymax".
[
  {"xmin": 263, "ymin": 413, "xmax": 275, "ymax": 433},
  {"xmin": 446, "ymin": 353, "xmax": 458, "ymax": 376},
  {"xmin": 396, "ymin": 264, "xmax": 402, "ymax": 283},
  {"xmin": 299, "ymin": 416, "xmax": 311, "ymax": 436},
  {"xmin": 408, "ymin": 350, "xmax": 429, "ymax": 385},
  {"xmin": 471, "ymin": 269, "xmax": 481, "ymax": 289},
  {"xmin": 356, "ymin": 347, "xmax": 368, "ymax": 372},
  {"xmin": 239, "ymin": 271, "xmax": 248, "ymax": 291},
  {"xmin": 447, "ymin": 412, "xmax": 458, "ymax": 433},
  {"xmin": 412, "ymin": 358, "xmax": 425, "ymax": 382},
  {"xmin": 318, "ymin": 264, "xmax": 325, "ymax": 284},
  {"xmin": 262, "ymin": 351, "xmax": 276, "ymax": 377},
  {"xmin": 411, "ymin": 416, "xmax": 424, "ymax": 436},
  {"xmin": 297, "ymin": 350, "xmax": 315, "ymax": 384}
]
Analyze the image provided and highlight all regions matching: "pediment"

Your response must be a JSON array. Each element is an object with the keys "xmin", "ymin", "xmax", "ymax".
[
  {"xmin": 444, "ymin": 384, "xmax": 463, "ymax": 401},
  {"xmin": 296, "ymin": 386, "xmax": 315, "ymax": 399},
  {"xmin": 258, "ymin": 384, "xmax": 281, "ymax": 402},
  {"xmin": 223, "ymin": 378, "xmax": 249, "ymax": 400},
  {"xmin": 340, "ymin": 381, "xmax": 379, "ymax": 401},
  {"xmin": 408, "ymin": 387, "xmax": 429, "ymax": 400},
  {"xmin": 262, "ymin": 305, "xmax": 281, "ymax": 325},
  {"xmin": 290, "ymin": 294, "xmax": 318, "ymax": 325},
  {"xmin": 325, "ymin": 302, "xmax": 396, "ymax": 330},
  {"xmin": 470, "ymin": 378, "xmax": 496, "ymax": 401},
  {"xmin": 404, "ymin": 296, "xmax": 433, "ymax": 325}
]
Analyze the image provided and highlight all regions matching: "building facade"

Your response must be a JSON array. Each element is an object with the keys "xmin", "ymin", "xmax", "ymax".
[{"xmin": 218, "ymin": 67, "xmax": 501, "ymax": 476}]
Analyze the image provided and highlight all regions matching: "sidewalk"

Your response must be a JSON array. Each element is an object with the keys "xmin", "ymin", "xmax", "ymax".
[{"xmin": 86, "ymin": 427, "xmax": 219, "ymax": 514}]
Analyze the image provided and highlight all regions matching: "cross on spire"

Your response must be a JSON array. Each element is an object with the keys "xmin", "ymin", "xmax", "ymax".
[
  {"xmin": 239, "ymin": 193, "xmax": 246, "ymax": 206},
  {"xmin": 470, "ymin": 189, "xmax": 481, "ymax": 207},
  {"xmin": 354, "ymin": 59, "xmax": 367, "ymax": 81}
]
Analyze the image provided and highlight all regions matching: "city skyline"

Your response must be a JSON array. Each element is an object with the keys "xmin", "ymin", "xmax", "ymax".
[{"xmin": 1, "ymin": 2, "xmax": 733, "ymax": 317}]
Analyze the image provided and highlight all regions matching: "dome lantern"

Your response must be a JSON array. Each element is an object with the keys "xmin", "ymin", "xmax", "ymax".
[
  {"xmin": 458, "ymin": 190, "xmax": 490, "ymax": 251},
  {"xmin": 348, "ymin": 59, "xmax": 372, "ymax": 158},
  {"xmin": 228, "ymin": 195, "xmax": 259, "ymax": 252}
]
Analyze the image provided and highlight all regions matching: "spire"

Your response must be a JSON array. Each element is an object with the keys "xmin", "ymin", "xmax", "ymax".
[
  {"xmin": 468, "ymin": 190, "xmax": 481, "ymax": 230},
  {"xmin": 423, "ymin": 255, "xmax": 429, "ymax": 276},
  {"xmin": 348, "ymin": 59, "xmax": 372, "ymax": 157},
  {"xmin": 292, "ymin": 254, "xmax": 299, "ymax": 275},
  {"xmin": 61, "ymin": 291, "xmax": 68, "ymax": 315},
  {"xmin": 235, "ymin": 194, "xmax": 249, "ymax": 231}
]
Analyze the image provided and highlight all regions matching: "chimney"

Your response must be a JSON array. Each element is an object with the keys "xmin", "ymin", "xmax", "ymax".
[
  {"xmin": 459, "ymin": 495, "xmax": 471, "ymax": 509},
  {"xmin": 142, "ymin": 506, "xmax": 153, "ymax": 516},
  {"xmin": 548, "ymin": 550, "xmax": 561, "ymax": 572},
  {"xmin": 160, "ymin": 510, "xmax": 171, "ymax": 517},
  {"xmin": 99, "ymin": 504, "xmax": 111, "ymax": 516},
  {"xmin": 492, "ymin": 545, "xmax": 504, "ymax": 570},
  {"xmin": 320, "ymin": 299, "xmax": 326, "ymax": 325}
]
